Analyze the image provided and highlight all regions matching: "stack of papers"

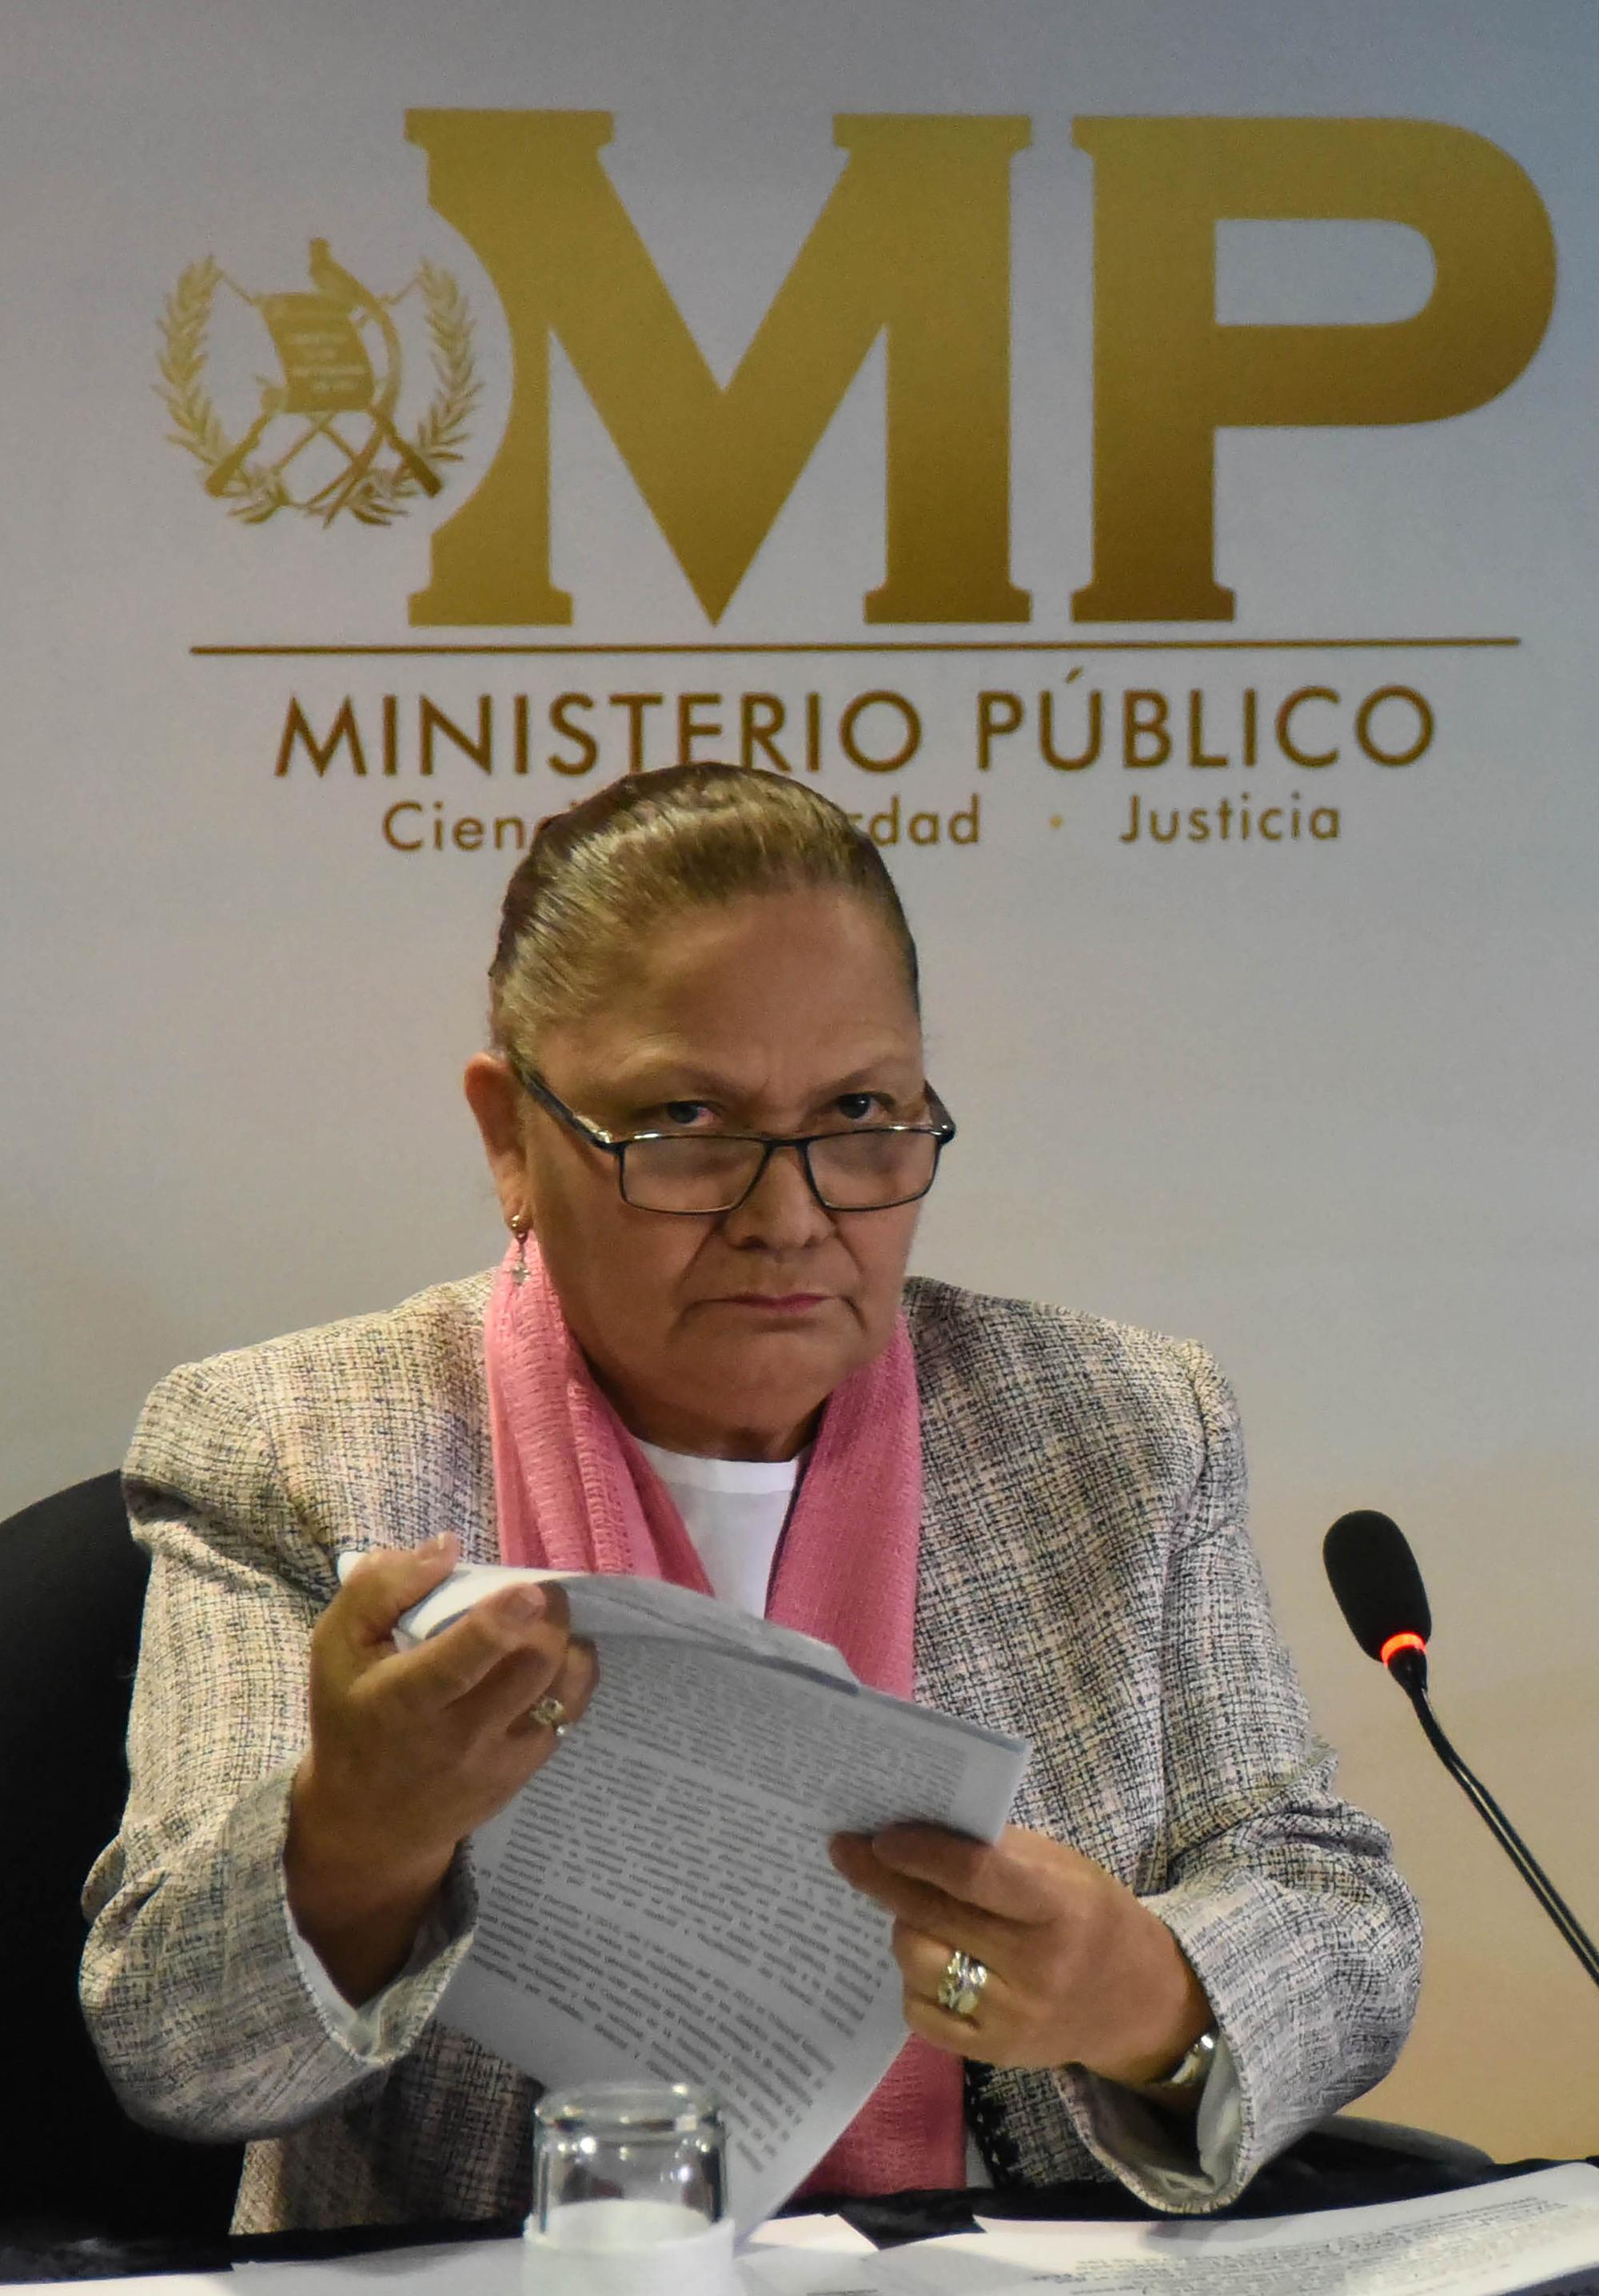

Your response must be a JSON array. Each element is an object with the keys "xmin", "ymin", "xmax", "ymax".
[
  {"xmin": 740, "ymin": 2166, "xmax": 1599, "ymax": 2294},
  {"xmin": 387, "ymin": 1559, "xmax": 1029, "ymax": 2227}
]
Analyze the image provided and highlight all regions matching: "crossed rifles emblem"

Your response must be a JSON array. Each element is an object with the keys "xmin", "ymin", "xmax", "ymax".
[{"xmin": 161, "ymin": 239, "xmax": 477, "ymax": 525}]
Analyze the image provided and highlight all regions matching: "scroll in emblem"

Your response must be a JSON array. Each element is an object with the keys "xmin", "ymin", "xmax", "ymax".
[{"xmin": 158, "ymin": 240, "xmax": 480, "ymax": 524}]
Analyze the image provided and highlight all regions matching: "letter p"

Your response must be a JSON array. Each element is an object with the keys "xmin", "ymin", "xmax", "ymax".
[{"xmin": 1071, "ymin": 118, "xmax": 1557, "ymax": 622}]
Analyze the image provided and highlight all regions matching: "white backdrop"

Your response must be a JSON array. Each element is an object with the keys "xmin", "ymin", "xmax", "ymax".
[{"xmin": 2, "ymin": 0, "xmax": 1595, "ymax": 2161}]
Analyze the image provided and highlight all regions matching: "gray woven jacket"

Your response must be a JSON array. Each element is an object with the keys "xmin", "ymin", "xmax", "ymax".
[{"xmin": 81, "ymin": 1271, "xmax": 1420, "ymax": 2233}]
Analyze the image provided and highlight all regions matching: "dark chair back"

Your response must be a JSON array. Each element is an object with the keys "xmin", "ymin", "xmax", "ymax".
[{"xmin": 0, "ymin": 1472, "xmax": 243, "ymax": 2235}]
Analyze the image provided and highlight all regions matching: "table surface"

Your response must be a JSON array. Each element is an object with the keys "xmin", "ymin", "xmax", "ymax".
[{"xmin": 5, "ymin": 2134, "xmax": 1597, "ymax": 2283}]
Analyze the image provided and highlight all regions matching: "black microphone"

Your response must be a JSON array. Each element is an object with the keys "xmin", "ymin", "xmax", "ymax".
[{"xmin": 1324, "ymin": 1509, "xmax": 1599, "ymax": 1991}]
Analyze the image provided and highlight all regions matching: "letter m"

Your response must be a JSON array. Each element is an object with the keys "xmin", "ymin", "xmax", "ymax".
[
  {"xmin": 274, "ymin": 698, "xmax": 366, "ymax": 775},
  {"xmin": 406, "ymin": 111, "xmax": 1031, "ymax": 627}
]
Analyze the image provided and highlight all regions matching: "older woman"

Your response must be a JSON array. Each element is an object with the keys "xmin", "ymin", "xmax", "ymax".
[{"xmin": 82, "ymin": 765, "xmax": 1420, "ymax": 2234}]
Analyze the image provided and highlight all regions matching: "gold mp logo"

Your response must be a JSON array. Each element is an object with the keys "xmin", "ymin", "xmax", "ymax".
[
  {"xmin": 158, "ymin": 240, "xmax": 479, "ymax": 524},
  {"xmin": 159, "ymin": 116, "xmax": 1556, "ymax": 617},
  {"xmin": 401, "ymin": 112, "xmax": 1553, "ymax": 628}
]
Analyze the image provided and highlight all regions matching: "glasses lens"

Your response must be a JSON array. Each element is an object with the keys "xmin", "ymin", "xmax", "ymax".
[
  {"xmin": 622, "ymin": 1135, "xmax": 768, "ymax": 1212},
  {"xmin": 808, "ymin": 1129, "xmax": 939, "ymax": 1209},
  {"xmin": 620, "ymin": 1130, "xmax": 944, "ymax": 1213}
]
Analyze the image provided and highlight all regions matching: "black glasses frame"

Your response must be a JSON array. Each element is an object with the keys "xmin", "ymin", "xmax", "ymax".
[{"xmin": 509, "ymin": 1058, "xmax": 956, "ymax": 1215}]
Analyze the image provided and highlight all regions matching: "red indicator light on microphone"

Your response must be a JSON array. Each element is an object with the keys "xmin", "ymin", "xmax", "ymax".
[{"xmin": 1379, "ymin": 1630, "xmax": 1427, "ymax": 1668}]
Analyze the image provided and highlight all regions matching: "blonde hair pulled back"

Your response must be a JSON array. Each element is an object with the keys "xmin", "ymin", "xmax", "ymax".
[{"xmin": 488, "ymin": 765, "xmax": 920, "ymax": 1065}]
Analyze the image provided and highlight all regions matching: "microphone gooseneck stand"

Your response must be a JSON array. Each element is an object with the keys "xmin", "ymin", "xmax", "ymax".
[{"xmin": 1386, "ymin": 1644, "xmax": 1599, "ymax": 1991}]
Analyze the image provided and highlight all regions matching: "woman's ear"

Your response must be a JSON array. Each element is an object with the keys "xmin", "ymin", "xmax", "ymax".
[{"xmin": 463, "ymin": 1053, "xmax": 534, "ymax": 1226}]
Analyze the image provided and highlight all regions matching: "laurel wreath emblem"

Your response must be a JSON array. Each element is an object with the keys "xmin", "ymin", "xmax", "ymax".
[{"xmin": 158, "ymin": 255, "xmax": 480, "ymax": 524}]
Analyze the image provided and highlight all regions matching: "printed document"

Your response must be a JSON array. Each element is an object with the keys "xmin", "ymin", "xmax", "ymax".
[
  {"xmin": 740, "ymin": 2166, "xmax": 1599, "ymax": 2294},
  {"xmin": 394, "ymin": 1565, "xmax": 1030, "ymax": 2231}
]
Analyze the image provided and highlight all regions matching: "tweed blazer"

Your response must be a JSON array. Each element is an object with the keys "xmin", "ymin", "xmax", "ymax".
[{"xmin": 82, "ymin": 1271, "xmax": 1421, "ymax": 2234}]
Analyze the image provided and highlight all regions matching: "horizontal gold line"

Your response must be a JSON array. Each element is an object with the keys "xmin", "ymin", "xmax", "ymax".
[{"xmin": 191, "ymin": 635, "xmax": 1520, "ymax": 659}]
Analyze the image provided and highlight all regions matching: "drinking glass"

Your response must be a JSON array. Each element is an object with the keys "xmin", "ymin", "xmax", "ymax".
[{"xmin": 526, "ymin": 2080, "xmax": 736, "ymax": 2294}]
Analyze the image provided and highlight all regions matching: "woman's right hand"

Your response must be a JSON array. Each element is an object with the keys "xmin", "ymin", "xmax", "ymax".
[{"xmin": 284, "ymin": 1536, "xmax": 597, "ymax": 2005}]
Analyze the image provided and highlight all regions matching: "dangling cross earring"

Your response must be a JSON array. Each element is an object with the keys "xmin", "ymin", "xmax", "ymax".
[{"xmin": 508, "ymin": 1213, "xmax": 531, "ymax": 1286}]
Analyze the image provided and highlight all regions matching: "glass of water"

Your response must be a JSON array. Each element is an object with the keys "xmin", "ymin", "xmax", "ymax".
[{"xmin": 528, "ymin": 2080, "xmax": 735, "ymax": 2293}]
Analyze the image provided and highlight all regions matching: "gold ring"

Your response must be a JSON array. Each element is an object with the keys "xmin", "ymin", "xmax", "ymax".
[
  {"xmin": 935, "ymin": 1949, "xmax": 987, "ymax": 2020},
  {"xmin": 528, "ymin": 1695, "xmax": 568, "ymax": 1740}
]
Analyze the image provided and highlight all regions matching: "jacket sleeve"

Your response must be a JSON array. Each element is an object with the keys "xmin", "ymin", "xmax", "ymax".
[
  {"xmin": 1055, "ymin": 1342, "xmax": 1423, "ymax": 2211},
  {"xmin": 78, "ymin": 1359, "xmax": 477, "ymax": 2141}
]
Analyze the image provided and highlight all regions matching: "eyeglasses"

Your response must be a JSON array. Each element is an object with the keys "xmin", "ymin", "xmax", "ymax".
[{"xmin": 510, "ymin": 1060, "xmax": 956, "ymax": 1215}]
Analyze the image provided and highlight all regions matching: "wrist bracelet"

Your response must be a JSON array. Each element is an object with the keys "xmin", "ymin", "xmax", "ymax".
[{"xmin": 1149, "ymin": 2026, "xmax": 1217, "ymax": 2094}]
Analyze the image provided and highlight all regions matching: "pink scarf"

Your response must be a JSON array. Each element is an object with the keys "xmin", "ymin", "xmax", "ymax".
[{"xmin": 484, "ymin": 1235, "xmax": 966, "ymax": 2197}]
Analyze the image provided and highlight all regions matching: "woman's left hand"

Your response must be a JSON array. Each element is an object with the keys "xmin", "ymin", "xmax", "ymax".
[{"xmin": 829, "ymin": 1822, "xmax": 1210, "ymax": 2087}]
